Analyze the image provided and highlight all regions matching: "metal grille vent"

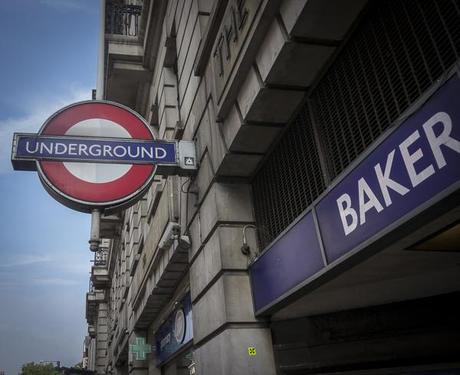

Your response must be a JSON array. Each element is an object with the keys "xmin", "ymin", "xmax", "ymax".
[
  {"xmin": 312, "ymin": 0, "xmax": 460, "ymax": 179},
  {"xmin": 253, "ymin": 107, "xmax": 325, "ymax": 248}
]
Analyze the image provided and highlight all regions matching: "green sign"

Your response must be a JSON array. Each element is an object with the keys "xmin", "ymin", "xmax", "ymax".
[{"xmin": 130, "ymin": 337, "xmax": 151, "ymax": 360}]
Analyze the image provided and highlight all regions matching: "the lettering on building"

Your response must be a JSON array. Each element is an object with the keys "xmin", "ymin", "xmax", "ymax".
[
  {"xmin": 213, "ymin": 0, "xmax": 248, "ymax": 78},
  {"xmin": 212, "ymin": 0, "xmax": 261, "ymax": 102}
]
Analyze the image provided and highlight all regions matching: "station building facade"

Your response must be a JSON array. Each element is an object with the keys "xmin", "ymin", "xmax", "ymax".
[{"xmin": 84, "ymin": 0, "xmax": 460, "ymax": 374}]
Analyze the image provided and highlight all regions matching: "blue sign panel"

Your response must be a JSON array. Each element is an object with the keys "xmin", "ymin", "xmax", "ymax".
[
  {"xmin": 316, "ymin": 75, "xmax": 460, "ymax": 262},
  {"xmin": 250, "ymin": 74, "xmax": 460, "ymax": 314},
  {"xmin": 250, "ymin": 212, "xmax": 324, "ymax": 312},
  {"xmin": 15, "ymin": 135, "xmax": 177, "ymax": 164},
  {"xmin": 155, "ymin": 293, "xmax": 193, "ymax": 366}
]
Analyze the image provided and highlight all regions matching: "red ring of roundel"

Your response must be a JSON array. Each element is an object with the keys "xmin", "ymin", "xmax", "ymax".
[{"xmin": 39, "ymin": 102, "xmax": 155, "ymax": 204}]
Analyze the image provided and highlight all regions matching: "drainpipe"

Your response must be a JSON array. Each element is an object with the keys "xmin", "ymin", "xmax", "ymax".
[
  {"xmin": 96, "ymin": 0, "xmax": 106, "ymax": 100},
  {"xmin": 89, "ymin": 0, "xmax": 106, "ymax": 252}
]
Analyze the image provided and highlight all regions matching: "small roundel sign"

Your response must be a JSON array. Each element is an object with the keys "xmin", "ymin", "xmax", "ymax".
[
  {"xmin": 36, "ymin": 101, "xmax": 156, "ymax": 212},
  {"xmin": 173, "ymin": 308, "xmax": 186, "ymax": 344}
]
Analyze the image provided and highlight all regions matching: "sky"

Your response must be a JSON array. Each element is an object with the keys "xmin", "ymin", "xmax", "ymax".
[{"xmin": 0, "ymin": 1, "xmax": 100, "ymax": 374}]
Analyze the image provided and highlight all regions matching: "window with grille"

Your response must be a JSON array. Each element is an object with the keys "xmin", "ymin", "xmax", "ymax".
[
  {"xmin": 253, "ymin": 0, "xmax": 460, "ymax": 249},
  {"xmin": 252, "ymin": 107, "xmax": 325, "ymax": 248},
  {"xmin": 313, "ymin": 0, "xmax": 460, "ymax": 179}
]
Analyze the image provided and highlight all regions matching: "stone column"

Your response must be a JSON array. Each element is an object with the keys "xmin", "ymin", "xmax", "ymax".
[
  {"xmin": 147, "ymin": 330, "xmax": 161, "ymax": 375},
  {"xmin": 189, "ymin": 183, "xmax": 277, "ymax": 375},
  {"xmin": 96, "ymin": 302, "xmax": 109, "ymax": 374}
]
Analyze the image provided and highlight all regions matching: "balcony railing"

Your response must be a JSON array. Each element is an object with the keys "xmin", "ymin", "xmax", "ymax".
[
  {"xmin": 94, "ymin": 248, "xmax": 109, "ymax": 267},
  {"xmin": 106, "ymin": 1, "xmax": 143, "ymax": 37}
]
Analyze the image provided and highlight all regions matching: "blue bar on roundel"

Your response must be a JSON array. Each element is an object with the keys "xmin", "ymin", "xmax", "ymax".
[{"xmin": 15, "ymin": 135, "xmax": 177, "ymax": 164}]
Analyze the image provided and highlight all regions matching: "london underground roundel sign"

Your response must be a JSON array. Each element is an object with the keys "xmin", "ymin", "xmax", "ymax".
[
  {"xmin": 12, "ymin": 100, "xmax": 197, "ymax": 213},
  {"xmin": 35, "ymin": 101, "xmax": 155, "ymax": 211},
  {"xmin": 37, "ymin": 101, "xmax": 155, "ymax": 211}
]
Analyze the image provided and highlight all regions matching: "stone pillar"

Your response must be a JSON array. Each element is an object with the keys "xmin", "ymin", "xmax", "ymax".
[
  {"xmin": 189, "ymin": 183, "xmax": 277, "ymax": 375},
  {"xmin": 114, "ymin": 363, "xmax": 128, "ymax": 375},
  {"xmin": 88, "ymin": 337, "xmax": 97, "ymax": 371},
  {"xmin": 147, "ymin": 330, "xmax": 161, "ymax": 375},
  {"xmin": 147, "ymin": 354, "xmax": 161, "ymax": 375},
  {"xmin": 96, "ymin": 302, "xmax": 109, "ymax": 374}
]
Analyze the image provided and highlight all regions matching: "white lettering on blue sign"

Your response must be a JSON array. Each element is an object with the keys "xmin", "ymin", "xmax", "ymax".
[
  {"xmin": 337, "ymin": 111, "xmax": 460, "ymax": 236},
  {"xmin": 250, "ymin": 76, "xmax": 460, "ymax": 313},
  {"xmin": 24, "ymin": 140, "xmax": 169, "ymax": 160}
]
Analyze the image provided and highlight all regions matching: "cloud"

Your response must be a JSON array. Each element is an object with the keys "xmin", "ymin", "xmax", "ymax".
[
  {"xmin": 50, "ymin": 253, "xmax": 91, "ymax": 276},
  {"xmin": 0, "ymin": 248, "xmax": 91, "ymax": 289},
  {"xmin": 39, "ymin": 0, "xmax": 94, "ymax": 13},
  {"xmin": 32, "ymin": 277, "xmax": 81, "ymax": 286},
  {"xmin": 0, "ymin": 86, "xmax": 91, "ymax": 174},
  {"xmin": 0, "ymin": 254, "xmax": 51, "ymax": 268},
  {"xmin": 0, "ymin": 251, "xmax": 90, "ymax": 274},
  {"xmin": 0, "ymin": 274, "xmax": 84, "ymax": 288}
]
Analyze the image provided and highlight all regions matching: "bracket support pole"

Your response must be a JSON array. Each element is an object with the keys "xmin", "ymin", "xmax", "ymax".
[{"xmin": 89, "ymin": 209, "xmax": 101, "ymax": 252}]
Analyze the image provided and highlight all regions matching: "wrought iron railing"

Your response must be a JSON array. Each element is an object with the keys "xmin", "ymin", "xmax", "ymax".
[
  {"xmin": 94, "ymin": 248, "xmax": 109, "ymax": 266},
  {"xmin": 106, "ymin": 1, "xmax": 143, "ymax": 36}
]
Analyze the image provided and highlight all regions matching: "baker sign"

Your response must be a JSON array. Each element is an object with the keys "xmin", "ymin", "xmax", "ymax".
[
  {"xmin": 316, "ymin": 74, "xmax": 460, "ymax": 263},
  {"xmin": 11, "ymin": 100, "xmax": 197, "ymax": 250},
  {"xmin": 250, "ymin": 73, "xmax": 460, "ymax": 314},
  {"xmin": 336, "ymin": 112, "xmax": 458, "ymax": 235}
]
